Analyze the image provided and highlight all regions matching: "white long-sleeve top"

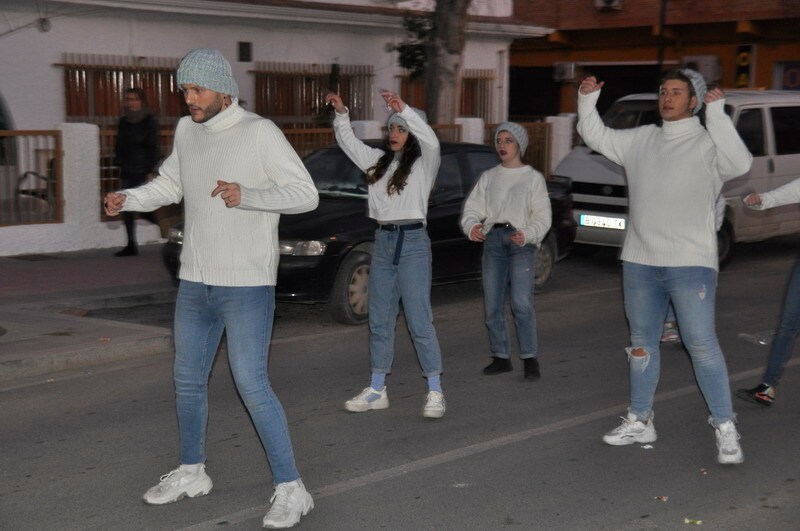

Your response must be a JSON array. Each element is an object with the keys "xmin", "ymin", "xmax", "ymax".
[
  {"xmin": 120, "ymin": 100, "xmax": 319, "ymax": 286},
  {"xmin": 460, "ymin": 164, "xmax": 552, "ymax": 246},
  {"xmin": 577, "ymin": 90, "xmax": 752, "ymax": 270},
  {"xmin": 332, "ymin": 105, "xmax": 440, "ymax": 223},
  {"xmin": 747, "ymin": 177, "xmax": 800, "ymax": 210}
]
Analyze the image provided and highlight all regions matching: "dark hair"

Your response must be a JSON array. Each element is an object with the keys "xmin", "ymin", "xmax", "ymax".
[
  {"xmin": 659, "ymin": 69, "xmax": 695, "ymax": 99},
  {"xmin": 365, "ymin": 133, "xmax": 421, "ymax": 196},
  {"xmin": 658, "ymin": 69, "xmax": 705, "ymax": 124},
  {"xmin": 125, "ymin": 87, "xmax": 148, "ymax": 106}
]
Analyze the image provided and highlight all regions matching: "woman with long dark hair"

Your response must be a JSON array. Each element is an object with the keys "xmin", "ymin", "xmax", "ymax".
[{"xmin": 326, "ymin": 89, "xmax": 445, "ymax": 418}]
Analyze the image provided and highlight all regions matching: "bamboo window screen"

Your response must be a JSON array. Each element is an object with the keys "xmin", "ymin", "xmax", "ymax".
[
  {"xmin": 398, "ymin": 69, "xmax": 495, "ymax": 123},
  {"xmin": 252, "ymin": 62, "xmax": 374, "ymax": 126},
  {"xmin": 58, "ymin": 53, "xmax": 184, "ymax": 127}
]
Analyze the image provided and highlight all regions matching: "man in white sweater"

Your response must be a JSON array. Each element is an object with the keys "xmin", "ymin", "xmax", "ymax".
[
  {"xmin": 577, "ymin": 69, "xmax": 752, "ymax": 464},
  {"xmin": 103, "ymin": 48, "xmax": 319, "ymax": 528}
]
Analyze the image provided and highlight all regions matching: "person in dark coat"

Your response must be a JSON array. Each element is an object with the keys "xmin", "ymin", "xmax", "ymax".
[{"xmin": 114, "ymin": 87, "xmax": 160, "ymax": 256}]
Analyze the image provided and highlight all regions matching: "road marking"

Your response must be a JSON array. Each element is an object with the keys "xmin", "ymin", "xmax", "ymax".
[{"xmin": 179, "ymin": 362, "xmax": 781, "ymax": 530}]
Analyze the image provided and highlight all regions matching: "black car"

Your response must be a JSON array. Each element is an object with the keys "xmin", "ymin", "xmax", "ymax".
[{"xmin": 163, "ymin": 141, "xmax": 576, "ymax": 325}]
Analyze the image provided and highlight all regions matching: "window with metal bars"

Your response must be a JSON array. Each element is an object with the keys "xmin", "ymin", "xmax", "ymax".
[
  {"xmin": 397, "ymin": 69, "xmax": 495, "ymax": 123},
  {"xmin": 57, "ymin": 53, "xmax": 185, "ymax": 129},
  {"xmin": 251, "ymin": 62, "xmax": 374, "ymax": 128}
]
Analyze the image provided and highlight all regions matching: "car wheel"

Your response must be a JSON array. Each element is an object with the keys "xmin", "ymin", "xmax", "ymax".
[
  {"xmin": 717, "ymin": 221, "xmax": 734, "ymax": 270},
  {"xmin": 328, "ymin": 251, "xmax": 371, "ymax": 325},
  {"xmin": 534, "ymin": 233, "xmax": 556, "ymax": 292}
]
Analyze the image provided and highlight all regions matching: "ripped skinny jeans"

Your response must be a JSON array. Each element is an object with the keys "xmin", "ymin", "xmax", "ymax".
[{"xmin": 622, "ymin": 262, "xmax": 735, "ymax": 427}]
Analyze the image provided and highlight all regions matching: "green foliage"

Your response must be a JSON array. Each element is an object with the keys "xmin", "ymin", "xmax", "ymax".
[{"xmin": 392, "ymin": 15, "xmax": 432, "ymax": 80}]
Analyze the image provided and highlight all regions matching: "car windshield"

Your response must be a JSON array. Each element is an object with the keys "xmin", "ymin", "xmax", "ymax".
[
  {"xmin": 303, "ymin": 147, "xmax": 369, "ymax": 197},
  {"xmin": 603, "ymin": 99, "xmax": 660, "ymax": 129}
]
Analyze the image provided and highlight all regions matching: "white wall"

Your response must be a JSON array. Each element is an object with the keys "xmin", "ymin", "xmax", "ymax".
[
  {"xmin": 0, "ymin": 2, "xmax": 513, "ymax": 130},
  {"xmin": 0, "ymin": 124, "xmax": 162, "ymax": 256}
]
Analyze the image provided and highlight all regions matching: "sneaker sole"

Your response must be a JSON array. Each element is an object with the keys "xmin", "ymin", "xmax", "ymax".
[
  {"xmin": 423, "ymin": 409, "xmax": 445, "ymax": 418},
  {"xmin": 718, "ymin": 452, "xmax": 744, "ymax": 465},
  {"xmin": 344, "ymin": 399, "xmax": 389, "ymax": 413},
  {"xmin": 143, "ymin": 478, "xmax": 213, "ymax": 505},
  {"xmin": 735, "ymin": 389, "xmax": 773, "ymax": 406},
  {"xmin": 263, "ymin": 492, "xmax": 314, "ymax": 529},
  {"xmin": 602, "ymin": 432, "xmax": 657, "ymax": 446}
]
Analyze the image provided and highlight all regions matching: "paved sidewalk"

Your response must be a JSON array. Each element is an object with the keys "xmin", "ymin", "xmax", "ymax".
[{"xmin": 0, "ymin": 244, "xmax": 177, "ymax": 382}]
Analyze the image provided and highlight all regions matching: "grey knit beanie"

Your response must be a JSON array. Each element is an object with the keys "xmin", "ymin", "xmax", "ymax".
[
  {"xmin": 177, "ymin": 48, "xmax": 239, "ymax": 98},
  {"xmin": 495, "ymin": 122, "xmax": 528, "ymax": 156},
  {"xmin": 387, "ymin": 107, "xmax": 428, "ymax": 130},
  {"xmin": 682, "ymin": 68, "xmax": 707, "ymax": 114}
]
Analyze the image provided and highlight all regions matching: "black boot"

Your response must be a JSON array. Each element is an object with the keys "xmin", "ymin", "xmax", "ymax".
[
  {"xmin": 115, "ymin": 244, "xmax": 138, "ymax": 257},
  {"xmin": 483, "ymin": 357, "xmax": 513, "ymax": 375},
  {"xmin": 524, "ymin": 358, "xmax": 540, "ymax": 380}
]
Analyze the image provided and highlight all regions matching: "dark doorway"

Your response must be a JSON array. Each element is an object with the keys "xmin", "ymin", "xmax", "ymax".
[{"xmin": 509, "ymin": 67, "xmax": 560, "ymax": 120}]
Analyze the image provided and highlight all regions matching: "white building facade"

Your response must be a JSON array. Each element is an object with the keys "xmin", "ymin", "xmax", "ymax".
[{"xmin": 0, "ymin": 0, "xmax": 550, "ymax": 255}]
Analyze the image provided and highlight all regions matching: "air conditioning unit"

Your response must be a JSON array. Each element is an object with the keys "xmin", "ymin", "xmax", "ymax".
[
  {"xmin": 594, "ymin": 0, "xmax": 623, "ymax": 10},
  {"xmin": 553, "ymin": 62, "xmax": 577, "ymax": 82},
  {"xmin": 681, "ymin": 55, "xmax": 722, "ymax": 85}
]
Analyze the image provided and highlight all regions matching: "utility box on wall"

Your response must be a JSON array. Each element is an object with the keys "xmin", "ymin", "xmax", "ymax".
[
  {"xmin": 681, "ymin": 55, "xmax": 722, "ymax": 85},
  {"xmin": 553, "ymin": 62, "xmax": 577, "ymax": 82}
]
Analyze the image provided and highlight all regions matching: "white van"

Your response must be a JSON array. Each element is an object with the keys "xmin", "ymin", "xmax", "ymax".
[{"xmin": 555, "ymin": 90, "xmax": 800, "ymax": 265}]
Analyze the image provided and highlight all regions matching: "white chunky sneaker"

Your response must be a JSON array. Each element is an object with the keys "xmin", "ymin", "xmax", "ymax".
[
  {"xmin": 602, "ymin": 411, "xmax": 657, "ymax": 446},
  {"xmin": 142, "ymin": 464, "xmax": 213, "ymax": 505},
  {"xmin": 715, "ymin": 420, "xmax": 744, "ymax": 464},
  {"xmin": 344, "ymin": 386, "xmax": 389, "ymax": 412},
  {"xmin": 262, "ymin": 479, "xmax": 314, "ymax": 529},
  {"xmin": 423, "ymin": 391, "xmax": 446, "ymax": 418}
]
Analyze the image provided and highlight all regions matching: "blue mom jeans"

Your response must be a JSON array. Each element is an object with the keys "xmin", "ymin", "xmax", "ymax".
[
  {"xmin": 368, "ymin": 227, "xmax": 442, "ymax": 377},
  {"xmin": 173, "ymin": 280, "xmax": 299, "ymax": 484},
  {"xmin": 481, "ymin": 226, "xmax": 539, "ymax": 359},
  {"xmin": 622, "ymin": 262, "xmax": 735, "ymax": 427}
]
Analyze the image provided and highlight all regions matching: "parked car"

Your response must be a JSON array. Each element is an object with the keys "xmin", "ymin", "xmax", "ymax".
[
  {"xmin": 163, "ymin": 140, "xmax": 576, "ymax": 324},
  {"xmin": 556, "ymin": 90, "xmax": 800, "ymax": 267}
]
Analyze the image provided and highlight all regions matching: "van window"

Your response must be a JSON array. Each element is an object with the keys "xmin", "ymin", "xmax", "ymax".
[
  {"xmin": 771, "ymin": 107, "xmax": 800, "ymax": 155},
  {"xmin": 603, "ymin": 100, "xmax": 659, "ymax": 129},
  {"xmin": 735, "ymin": 108, "xmax": 765, "ymax": 157}
]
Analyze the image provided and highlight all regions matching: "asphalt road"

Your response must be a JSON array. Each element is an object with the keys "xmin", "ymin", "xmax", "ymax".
[{"xmin": 3, "ymin": 240, "xmax": 800, "ymax": 530}]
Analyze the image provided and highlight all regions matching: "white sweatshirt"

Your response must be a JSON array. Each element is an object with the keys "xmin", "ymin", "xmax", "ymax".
[
  {"xmin": 460, "ymin": 164, "xmax": 552, "ymax": 246},
  {"xmin": 577, "ymin": 91, "xmax": 752, "ymax": 270},
  {"xmin": 333, "ymin": 105, "xmax": 440, "ymax": 223},
  {"xmin": 120, "ymin": 100, "xmax": 319, "ymax": 286},
  {"xmin": 748, "ymin": 177, "xmax": 800, "ymax": 210}
]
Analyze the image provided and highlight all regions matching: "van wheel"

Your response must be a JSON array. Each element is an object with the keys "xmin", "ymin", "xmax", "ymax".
[
  {"xmin": 717, "ymin": 221, "xmax": 734, "ymax": 269},
  {"xmin": 534, "ymin": 233, "xmax": 556, "ymax": 292},
  {"xmin": 328, "ymin": 251, "xmax": 371, "ymax": 325}
]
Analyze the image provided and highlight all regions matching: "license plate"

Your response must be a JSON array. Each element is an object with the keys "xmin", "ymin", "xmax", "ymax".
[{"xmin": 580, "ymin": 214, "xmax": 626, "ymax": 230}]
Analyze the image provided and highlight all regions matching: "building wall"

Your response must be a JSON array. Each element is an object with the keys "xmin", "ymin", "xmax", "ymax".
[
  {"xmin": 0, "ymin": 1, "xmax": 516, "ymax": 130},
  {"xmin": 510, "ymin": 0, "xmax": 800, "ymax": 114}
]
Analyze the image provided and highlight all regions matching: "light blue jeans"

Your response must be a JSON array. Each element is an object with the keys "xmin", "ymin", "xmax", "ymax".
[
  {"xmin": 368, "ymin": 227, "xmax": 442, "ymax": 377},
  {"xmin": 622, "ymin": 262, "xmax": 735, "ymax": 427},
  {"xmin": 482, "ymin": 226, "xmax": 538, "ymax": 359},
  {"xmin": 173, "ymin": 281, "xmax": 299, "ymax": 484}
]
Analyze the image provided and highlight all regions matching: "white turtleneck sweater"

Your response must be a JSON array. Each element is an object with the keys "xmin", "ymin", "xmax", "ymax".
[
  {"xmin": 748, "ymin": 177, "xmax": 800, "ymax": 211},
  {"xmin": 333, "ymin": 105, "xmax": 440, "ymax": 223},
  {"xmin": 460, "ymin": 164, "xmax": 552, "ymax": 246},
  {"xmin": 577, "ymin": 91, "xmax": 752, "ymax": 270},
  {"xmin": 120, "ymin": 100, "xmax": 319, "ymax": 286}
]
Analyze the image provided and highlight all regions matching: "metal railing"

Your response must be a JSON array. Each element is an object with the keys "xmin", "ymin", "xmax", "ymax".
[{"xmin": 0, "ymin": 130, "xmax": 63, "ymax": 226}]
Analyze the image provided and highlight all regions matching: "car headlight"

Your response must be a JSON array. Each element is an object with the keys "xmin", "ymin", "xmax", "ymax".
[
  {"xmin": 279, "ymin": 240, "xmax": 326, "ymax": 256},
  {"xmin": 167, "ymin": 227, "xmax": 183, "ymax": 245}
]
